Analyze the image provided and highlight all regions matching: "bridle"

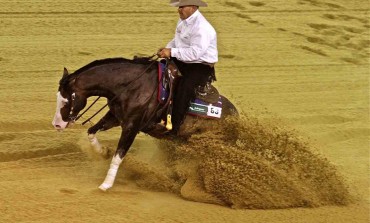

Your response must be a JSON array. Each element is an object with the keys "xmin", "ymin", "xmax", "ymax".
[
  {"xmin": 59, "ymin": 91, "xmax": 78, "ymax": 123},
  {"xmin": 68, "ymin": 92, "xmax": 78, "ymax": 122}
]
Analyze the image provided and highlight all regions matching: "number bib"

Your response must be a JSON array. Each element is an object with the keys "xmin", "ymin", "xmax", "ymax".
[{"xmin": 187, "ymin": 98, "xmax": 222, "ymax": 119}]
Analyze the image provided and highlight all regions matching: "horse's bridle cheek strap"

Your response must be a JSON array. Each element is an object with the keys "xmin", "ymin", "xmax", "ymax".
[{"xmin": 68, "ymin": 92, "xmax": 77, "ymax": 122}]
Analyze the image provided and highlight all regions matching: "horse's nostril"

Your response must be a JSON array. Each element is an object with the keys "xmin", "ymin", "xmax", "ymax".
[{"xmin": 55, "ymin": 125, "xmax": 61, "ymax": 129}]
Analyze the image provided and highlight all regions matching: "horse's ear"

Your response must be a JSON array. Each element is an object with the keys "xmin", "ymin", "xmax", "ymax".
[{"xmin": 63, "ymin": 67, "xmax": 69, "ymax": 78}]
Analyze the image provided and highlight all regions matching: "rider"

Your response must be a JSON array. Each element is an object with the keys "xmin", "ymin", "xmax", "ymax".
[{"xmin": 158, "ymin": 0, "xmax": 218, "ymax": 135}]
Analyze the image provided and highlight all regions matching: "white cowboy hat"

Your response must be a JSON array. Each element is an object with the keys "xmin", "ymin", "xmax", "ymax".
[{"xmin": 170, "ymin": 0, "xmax": 208, "ymax": 7}]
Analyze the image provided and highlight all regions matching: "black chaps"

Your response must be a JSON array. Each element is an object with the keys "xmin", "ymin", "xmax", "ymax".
[{"xmin": 171, "ymin": 57, "xmax": 216, "ymax": 132}]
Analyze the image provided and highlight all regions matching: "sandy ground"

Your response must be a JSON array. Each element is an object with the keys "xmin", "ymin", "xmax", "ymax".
[{"xmin": 0, "ymin": 0, "xmax": 369, "ymax": 222}]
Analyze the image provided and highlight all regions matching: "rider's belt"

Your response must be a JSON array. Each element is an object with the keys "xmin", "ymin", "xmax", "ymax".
[{"xmin": 202, "ymin": 62, "xmax": 215, "ymax": 68}]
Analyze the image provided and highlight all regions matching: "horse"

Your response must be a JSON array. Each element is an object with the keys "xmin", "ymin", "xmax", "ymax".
[{"xmin": 52, "ymin": 57, "xmax": 238, "ymax": 191}]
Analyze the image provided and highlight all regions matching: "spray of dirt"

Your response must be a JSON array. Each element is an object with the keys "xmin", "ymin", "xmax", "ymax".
[{"xmin": 109, "ymin": 114, "xmax": 351, "ymax": 209}]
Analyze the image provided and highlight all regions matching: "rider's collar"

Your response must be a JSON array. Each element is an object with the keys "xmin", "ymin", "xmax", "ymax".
[{"xmin": 183, "ymin": 9, "xmax": 200, "ymax": 25}]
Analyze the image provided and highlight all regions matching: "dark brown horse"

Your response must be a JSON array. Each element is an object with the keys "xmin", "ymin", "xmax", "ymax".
[{"xmin": 52, "ymin": 57, "xmax": 237, "ymax": 191}]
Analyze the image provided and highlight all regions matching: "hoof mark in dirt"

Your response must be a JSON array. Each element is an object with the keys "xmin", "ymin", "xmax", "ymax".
[
  {"xmin": 225, "ymin": 2, "xmax": 246, "ymax": 10},
  {"xmin": 0, "ymin": 133, "xmax": 16, "ymax": 143},
  {"xmin": 0, "ymin": 143, "xmax": 80, "ymax": 162},
  {"xmin": 297, "ymin": 0, "xmax": 344, "ymax": 9},
  {"xmin": 307, "ymin": 23, "xmax": 331, "ymax": 31},
  {"xmin": 302, "ymin": 19, "xmax": 369, "ymax": 64},
  {"xmin": 234, "ymin": 13, "xmax": 264, "ymax": 26},
  {"xmin": 247, "ymin": 19, "xmax": 262, "ymax": 25},
  {"xmin": 277, "ymin": 28, "xmax": 287, "ymax": 32},
  {"xmin": 324, "ymin": 3, "xmax": 343, "ymax": 9},
  {"xmin": 299, "ymin": 45, "xmax": 328, "ymax": 57},
  {"xmin": 342, "ymin": 26, "xmax": 365, "ymax": 34},
  {"xmin": 78, "ymin": 51, "xmax": 92, "ymax": 56},
  {"xmin": 340, "ymin": 57, "xmax": 362, "ymax": 65},
  {"xmin": 322, "ymin": 14, "xmax": 369, "ymax": 24},
  {"xmin": 219, "ymin": 54, "xmax": 236, "ymax": 59},
  {"xmin": 60, "ymin": 188, "xmax": 79, "ymax": 194},
  {"xmin": 249, "ymin": 1, "xmax": 265, "ymax": 7},
  {"xmin": 306, "ymin": 36, "xmax": 338, "ymax": 49},
  {"xmin": 235, "ymin": 13, "xmax": 251, "ymax": 19}
]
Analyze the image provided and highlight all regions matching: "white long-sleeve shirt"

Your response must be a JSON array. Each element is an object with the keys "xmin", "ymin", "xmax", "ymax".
[{"xmin": 166, "ymin": 10, "xmax": 218, "ymax": 64}]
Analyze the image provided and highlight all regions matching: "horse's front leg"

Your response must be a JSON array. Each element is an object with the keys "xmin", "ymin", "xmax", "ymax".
[
  {"xmin": 98, "ymin": 122, "xmax": 139, "ymax": 191},
  {"xmin": 87, "ymin": 110, "xmax": 119, "ymax": 158}
]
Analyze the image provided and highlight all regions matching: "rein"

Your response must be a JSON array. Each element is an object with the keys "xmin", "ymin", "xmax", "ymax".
[
  {"xmin": 75, "ymin": 96, "xmax": 100, "ymax": 122},
  {"xmin": 76, "ymin": 54, "xmax": 159, "ymax": 125}
]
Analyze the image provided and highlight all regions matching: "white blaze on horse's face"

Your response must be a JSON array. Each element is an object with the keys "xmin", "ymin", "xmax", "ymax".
[{"xmin": 52, "ymin": 91, "xmax": 69, "ymax": 130}]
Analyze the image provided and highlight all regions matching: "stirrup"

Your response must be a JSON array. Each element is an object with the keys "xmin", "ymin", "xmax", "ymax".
[{"xmin": 166, "ymin": 114, "xmax": 172, "ymax": 130}]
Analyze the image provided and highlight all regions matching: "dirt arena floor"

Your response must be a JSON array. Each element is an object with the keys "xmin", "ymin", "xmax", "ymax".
[{"xmin": 0, "ymin": 0, "xmax": 369, "ymax": 222}]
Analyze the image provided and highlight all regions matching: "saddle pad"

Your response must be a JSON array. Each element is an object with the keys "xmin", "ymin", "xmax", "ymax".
[{"xmin": 187, "ymin": 97, "xmax": 222, "ymax": 119}]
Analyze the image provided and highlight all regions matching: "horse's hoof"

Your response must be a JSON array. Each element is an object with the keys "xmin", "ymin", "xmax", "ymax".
[{"xmin": 98, "ymin": 183, "xmax": 111, "ymax": 191}]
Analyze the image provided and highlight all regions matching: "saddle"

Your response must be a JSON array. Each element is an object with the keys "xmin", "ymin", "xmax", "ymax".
[
  {"xmin": 156, "ymin": 59, "xmax": 222, "ymax": 131},
  {"xmin": 158, "ymin": 59, "xmax": 220, "ymax": 104}
]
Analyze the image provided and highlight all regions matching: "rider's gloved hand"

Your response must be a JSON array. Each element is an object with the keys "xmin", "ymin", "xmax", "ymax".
[{"xmin": 157, "ymin": 48, "xmax": 171, "ymax": 58}]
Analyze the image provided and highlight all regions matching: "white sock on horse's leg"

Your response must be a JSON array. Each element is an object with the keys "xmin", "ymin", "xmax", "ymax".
[
  {"xmin": 98, "ymin": 154, "xmax": 123, "ymax": 191},
  {"xmin": 88, "ymin": 134, "xmax": 103, "ymax": 154}
]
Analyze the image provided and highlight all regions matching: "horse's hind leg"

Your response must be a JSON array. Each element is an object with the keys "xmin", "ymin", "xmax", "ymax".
[{"xmin": 87, "ymin": 110, "xmax": 119, "ymax": 158}]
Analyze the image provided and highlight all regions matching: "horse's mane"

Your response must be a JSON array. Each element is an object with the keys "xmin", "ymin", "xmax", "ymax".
[{"xmin": 59, "ymin": 56, "xmax": 155, "ymax": 87}]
